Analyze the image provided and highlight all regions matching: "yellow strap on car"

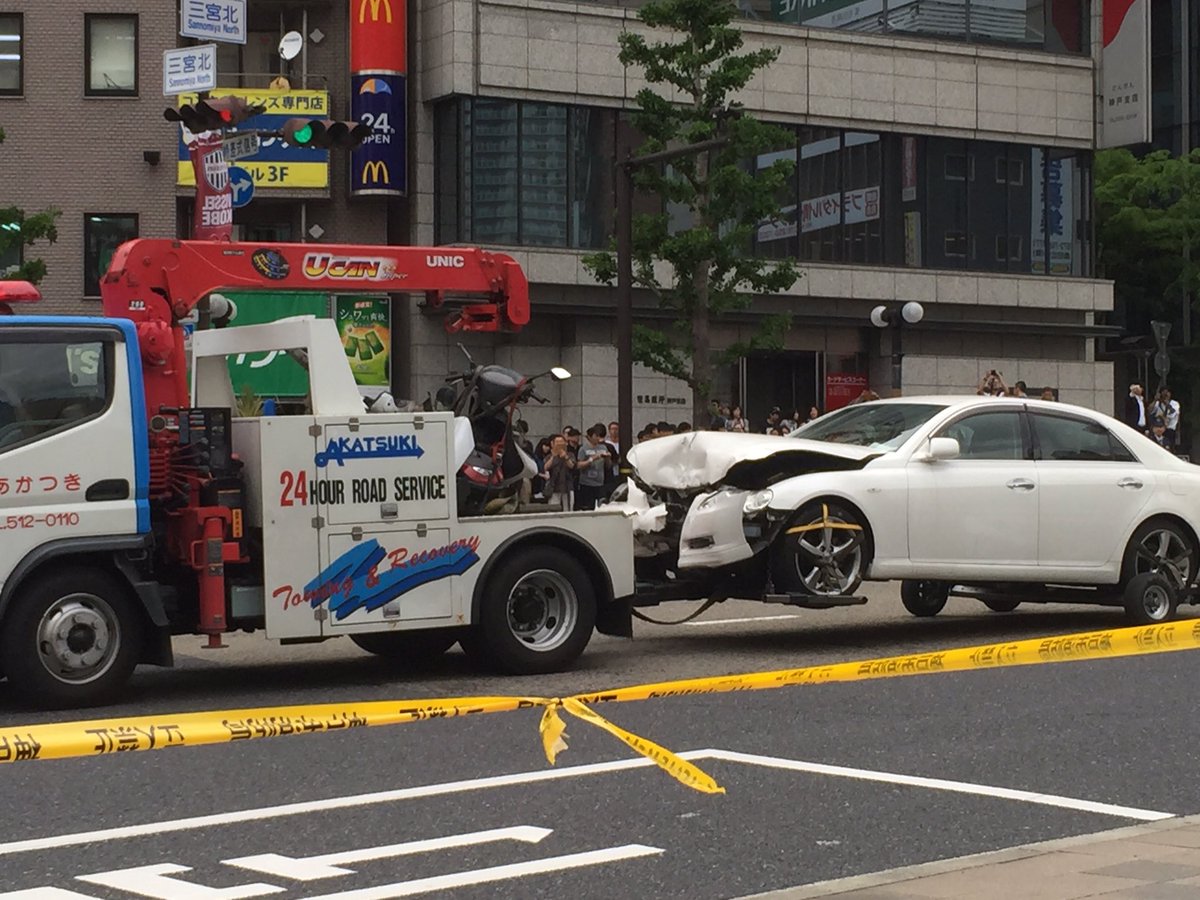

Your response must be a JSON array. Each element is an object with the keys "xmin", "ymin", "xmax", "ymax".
[{"xmin": 4, "ymin": 618, "xmax": 1199, "ymax": 796}]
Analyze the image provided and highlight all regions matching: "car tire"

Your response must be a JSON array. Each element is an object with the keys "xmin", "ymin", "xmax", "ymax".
[
  {"xmin": 0, "ymin": 567, "xmax": 143, "ymax": 709},
  {"xmin": 1123, "ymin": 572, "xmax": 1178, "ymax": 625},
  {"xmin": 771, "ymin": 500, "xmax": 871, "ymax": 596},
  {"xmin": 460, "ymin": 546, "xmax": 596, "ymax": 675},
  {"xmin": 982, "ymin": 597, "xmax": 1021, "ymax": 613},
  {"xmin": 1121, "ymin": 518, "xmax": 1198, "ymax": 593},
  {"xmin": 350, "ymin": 629, "xmax": 461, "ymax": 662},
  {"xmin": 900, "ymin": 580, "xmax": 949, "ymax": 617}
]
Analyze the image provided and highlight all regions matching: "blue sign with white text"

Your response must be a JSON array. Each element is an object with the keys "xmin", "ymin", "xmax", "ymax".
[{"xmin": 350, "ymin": 74, "xmax": 407, "ymax": 197}]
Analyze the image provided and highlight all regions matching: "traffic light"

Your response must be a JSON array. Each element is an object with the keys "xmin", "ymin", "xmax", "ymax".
[
  {"xmin": 165, "ymin": 97, "xmax": 266, "ymax": 133},
  {"xmin": 280, "ymin": 118, "xmax": 371, "ymax": 149}
]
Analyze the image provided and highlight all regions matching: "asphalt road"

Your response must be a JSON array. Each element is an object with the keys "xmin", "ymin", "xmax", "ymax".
[{"xmin": 2, "ymin": 584, "xmax": 1199, "ymax": 899}]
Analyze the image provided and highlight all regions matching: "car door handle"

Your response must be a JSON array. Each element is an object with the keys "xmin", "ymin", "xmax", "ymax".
[
  {"xmin": 85, "ymin": 479, "xmax": 130, "ymax": 502},
  {"xmin": 1006, "ymin": 478, "xmax": 1036, "ymax": 491},
  {"xmin": 1118, "ymin": 477, "xmax": 1144, "ymax": 490}
]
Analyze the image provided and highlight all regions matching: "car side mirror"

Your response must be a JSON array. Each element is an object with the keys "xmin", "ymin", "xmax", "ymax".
[{"xmin": 926, "ymin": 436, "xmax": 960, "ymax": 461}]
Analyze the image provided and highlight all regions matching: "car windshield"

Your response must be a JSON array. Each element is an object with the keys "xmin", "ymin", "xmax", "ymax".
[{"xmin": 790, "ymin": 403, "xmax": 946, "ymax": 450}]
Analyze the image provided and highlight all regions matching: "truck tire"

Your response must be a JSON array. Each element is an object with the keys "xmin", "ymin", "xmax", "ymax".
[
  {"xmin": 900, "ymin": 580, "xmax": 949, "ymax": 617},
  {"xmin": 350, "ymin": 629, "xmax": 460, "ymax": 663},
  {"xmin": 1123, "ymin": 572, "xmax": 1178, "ymax": 625},
  {"xmin": 1, "ymin": 567, "xmax": 143, "ymax": 709},
  {"xmin": 462, "ymin": 546, "xmax": 596, "ymax": 675}
]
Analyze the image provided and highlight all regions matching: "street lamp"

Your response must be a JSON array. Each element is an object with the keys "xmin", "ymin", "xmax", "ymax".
[{"xmin": 870, "ymin": 301, "xmax": 924, "ymax": 392}]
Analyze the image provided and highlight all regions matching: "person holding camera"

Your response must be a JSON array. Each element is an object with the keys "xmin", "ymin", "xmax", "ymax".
[
  {"xmin": 977, "ymin": 369, "xmax": 1008, "ymax": 397},
  {"xmin": 545, "ymin": 434, "xmax": 576, "ymax": 511}
]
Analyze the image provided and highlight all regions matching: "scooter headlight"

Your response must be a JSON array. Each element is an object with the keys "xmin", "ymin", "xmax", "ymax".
[{"xmin": 743, "ymin": 489, "xmax": 774, "ymax": 515}]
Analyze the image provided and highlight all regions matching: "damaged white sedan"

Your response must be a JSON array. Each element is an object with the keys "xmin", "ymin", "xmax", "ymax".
[{"xmin": 620, "ymin": 396, "xmax": 1200, "ymax": 624}]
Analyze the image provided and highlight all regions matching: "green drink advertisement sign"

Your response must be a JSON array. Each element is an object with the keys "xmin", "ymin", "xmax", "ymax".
[{"xmin": 335, "ymin": 296, "xmax": 391, "ymax": 389}]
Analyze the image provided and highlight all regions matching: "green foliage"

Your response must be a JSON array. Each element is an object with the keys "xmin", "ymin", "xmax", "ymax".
[
  {"xmin": 1096, "ymin": 147, "xmax": 1200, "ymax": 444},
  {"xmin": 582, "ymin": 0, "xmax": 800, "ymax": 421},
  {"xmin": 0, "ymin": 126, "xmax": 62, "ymax": 285}
]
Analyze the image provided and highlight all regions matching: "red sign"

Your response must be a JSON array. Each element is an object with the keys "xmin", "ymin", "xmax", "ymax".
[
  {"xmin": 825, "ymin": 373, "xmax": 869, "ymax": 412},
  {"xmin": 188, "ymin": 133, "xmax": 232, "ymax": 241},
  {"xmin": 351, "ymin": 0, "xmax": 406, "ymax": 74}
]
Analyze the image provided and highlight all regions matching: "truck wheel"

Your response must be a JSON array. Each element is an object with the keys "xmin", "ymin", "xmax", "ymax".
[
  {"xmin": 1, "ymin": 568, "xmax": 143, "ymax": 709},
  {"xmin": 464, "ymin": 547, "xmax": 596, "ymax": 675},
  {"xmin": 350, "ymin": 629, "xmax": 460, "ymax": 663},
  {"xmin": 982, "ymin": 597, "xmax": 1021, "ymax": 613},
  {"xmin": 900, "ymin": 580, "xmax": 949, "ymax": 617},
  {"xmin": 1123, "ymin": 572, "xmax": 1178, "ymax": 625}
]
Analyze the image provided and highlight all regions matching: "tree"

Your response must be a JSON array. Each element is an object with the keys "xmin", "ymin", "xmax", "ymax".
[
  {"xmin": 0, "ymin": 126, "xmax": 62, "ymax": 284},
  {"xmin": 1095, "ymin": 148, "xmax": 1200, "ymax": 447},
  {"xmin": 583, "ymin": 0, "xmax": 800, "ymax": 426}
]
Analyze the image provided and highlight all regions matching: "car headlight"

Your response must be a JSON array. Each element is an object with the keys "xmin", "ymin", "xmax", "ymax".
[
  {"xmin": 743, "ymin": 489, "xmax": 774, "ymax": 515},
  {"xmin": 696, "ymin": 491, "xmax": 720, "ymax": 511}
]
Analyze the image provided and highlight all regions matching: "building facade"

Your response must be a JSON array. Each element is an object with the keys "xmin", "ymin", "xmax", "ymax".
[{"xmin": 0, "ymin": 0, "xmax": 1115, "ymax": 435}]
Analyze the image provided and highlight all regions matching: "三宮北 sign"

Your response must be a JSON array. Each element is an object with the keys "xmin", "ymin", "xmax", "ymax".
[
  {"xmin": 163, "ymin": 44, "xmax": 217, "ymax": 96},
  {"xmin": 180, "ymin": 0, "xmax": 246, "ymax": 45}
]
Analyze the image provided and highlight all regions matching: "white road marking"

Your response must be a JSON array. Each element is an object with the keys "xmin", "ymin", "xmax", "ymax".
[
  {"xmin": 0, "ymin": 756, "xmax": 663, "ymax": 858},
  {"xmin": 224, "ymin": 827, "xmax": 552, "ymax": 880},
  {"xmin": 0, "ymin": 890, "xmax": 100, "ymax": 899},
  {"xmin": 706, "ymin": 750, "xmax": 1175, "ymax": 822},
  {"xmin": 300, "ymin": 845, "xmax": 665, "ymax": 899},
  {"xmin": 77, "ymin": 863, "xmax": 282, "ymax": 899},
  {"xmin": 683, "ymin": 615, "xmax": 800, "ymax": 627},
  {"xmin": 0, "ymin": 747, "xmax": 1171, "ymax": 863}
]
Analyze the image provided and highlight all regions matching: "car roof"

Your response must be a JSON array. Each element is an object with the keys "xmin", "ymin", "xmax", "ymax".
[{"xmin": 863, "ymin": 395, "xmax": 1103, "ymax": 416}]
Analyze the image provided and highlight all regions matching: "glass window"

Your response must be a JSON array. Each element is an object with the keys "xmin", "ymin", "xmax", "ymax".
[
  {"xmin": 938, "ymin": 411, "xmax": 1025, "ymax": 460},
  {"xmin": 0, "ymin": 216, "xmax": 20, "ymax": 276},
  {"xmin": 86, "ymin": 15, "xmax": 137, "ymax": 97},
  {"xmin": 0, "ymin": 14, "xmax": 22, "ymax": 95},
  {"xmin": 0, "ymin": 337, "xmax": 111, "ymax": 451},
  {"xmin": 1031, "ymin": 413, "xmax": 1136, "ymax": 462},
  {"xmin": 797, "ymin": 126, "xmax": 843, "ymax": 262},
  {"xmin": 436, "ymin": 98, "xmax": 616, "ymax": 249},
  {"xmin": 753, "ymin": 140, "xmax": 799, "ymax": 260},
  {"xmin": 84, "ymin": 214, "xmax": 138, "ymax": 298},
  {"xmin": 520, "ymin": 103, "xmax": 568, "ymax": 246},
  {"xmin": 790, "ymin": 402, "xmax": 946, "ymax": 449},
  {"xmin": 570, "ymin": 107, "xmax": 614, "ymax": 250}
]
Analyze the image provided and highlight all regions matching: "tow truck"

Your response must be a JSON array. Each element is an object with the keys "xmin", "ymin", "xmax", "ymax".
[{"xmin": 0, "ymin": 240, "xmax": 634, "ymax": 708}]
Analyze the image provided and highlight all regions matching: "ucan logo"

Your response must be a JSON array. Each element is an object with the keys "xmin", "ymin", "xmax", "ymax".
[
  {"xmin": 426, "ymin": 255, "xmax": 466, "ymax": 268},
  {"xmin": 304, "ymin": 253, "xmax": 399, "ymax": 281}
]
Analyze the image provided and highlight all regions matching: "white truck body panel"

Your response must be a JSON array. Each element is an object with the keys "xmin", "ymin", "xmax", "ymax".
[{"xmin": 0, "ymin": 331, "xmax": 140, "ymax": 592}]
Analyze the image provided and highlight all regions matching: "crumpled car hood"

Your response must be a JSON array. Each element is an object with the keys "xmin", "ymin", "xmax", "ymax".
[{"xmin": 627, "ymin": 431, "xmax": 878, "ymax": 492}]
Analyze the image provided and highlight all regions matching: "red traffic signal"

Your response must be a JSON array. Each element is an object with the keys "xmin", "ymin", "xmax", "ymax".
[
  {"xmin": 280, "ymin": 118, "xmax": 371, "ymax": 150},
  {"xmin": 165, "ymin": 97, "xmax": 266, "ymax": 133}
]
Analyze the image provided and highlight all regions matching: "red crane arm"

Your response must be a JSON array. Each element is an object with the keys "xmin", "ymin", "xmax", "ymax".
[{"xmin": 99, "ymin": 239, "xmax": 531, "ymax": 417}]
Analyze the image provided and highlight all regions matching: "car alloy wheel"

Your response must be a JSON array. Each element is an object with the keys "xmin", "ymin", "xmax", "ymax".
[
  {"xmin": 1133, "ymin": 526, "xmax": 1194, "ymax": 590},
  {"xmin": 779, "ymin": 502, "xmax": 867, "ymax": 596}
]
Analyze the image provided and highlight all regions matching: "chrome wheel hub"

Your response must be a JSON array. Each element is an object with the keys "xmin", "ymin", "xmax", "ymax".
[{"xmin": 36, "ymin": 594, "xmax": 120, "ymax": 684}]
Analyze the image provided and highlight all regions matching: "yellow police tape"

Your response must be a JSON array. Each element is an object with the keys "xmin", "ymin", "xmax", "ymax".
[{"xmin": 4, "ymin": 617, "xmax": 1200, "ymax": 795}]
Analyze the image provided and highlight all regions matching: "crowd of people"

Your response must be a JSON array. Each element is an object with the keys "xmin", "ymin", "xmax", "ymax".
[{"xmin": 1125, "ymin": 384, "xmax": 1184, "ymax": 452}]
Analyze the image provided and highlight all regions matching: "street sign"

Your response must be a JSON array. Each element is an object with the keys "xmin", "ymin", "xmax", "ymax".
[
  {"xmin": 1152, "ymin": 320, "xmax": 1173, "ymax": 349},
  {"xmin": 222, "ymin": 131, "xmax": 260, "ymax": 161},
  {"xmin": 163, "ymin": 44, "xmax": 216, "ymax": 96},
  {"xmin": 1155, "ymin": 351, "xmax": 1171, "ymax": 378},
  {"xmin": 180, "ymin": 0, "xmax": 246, "ymax": 45},
  {"xmin": 228, "ymin": 166, "xmax": 254, "ymax": 209}
]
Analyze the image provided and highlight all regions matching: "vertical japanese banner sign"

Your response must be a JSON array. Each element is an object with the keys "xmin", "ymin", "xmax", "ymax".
[
  {"xmin": 189, "ymin": 131, "xmax": 233, "ymax": 240},
  {"xmin": 1100, "ymin": 0, "xmax": 1151, "ymax": 148},
  {"xmin": 350, "ymin": 0, "xmax": 407, "ymax": 196},
  {"xmin": 336, "ymin": 297, "xmax": 392, "ymax": 391}
]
